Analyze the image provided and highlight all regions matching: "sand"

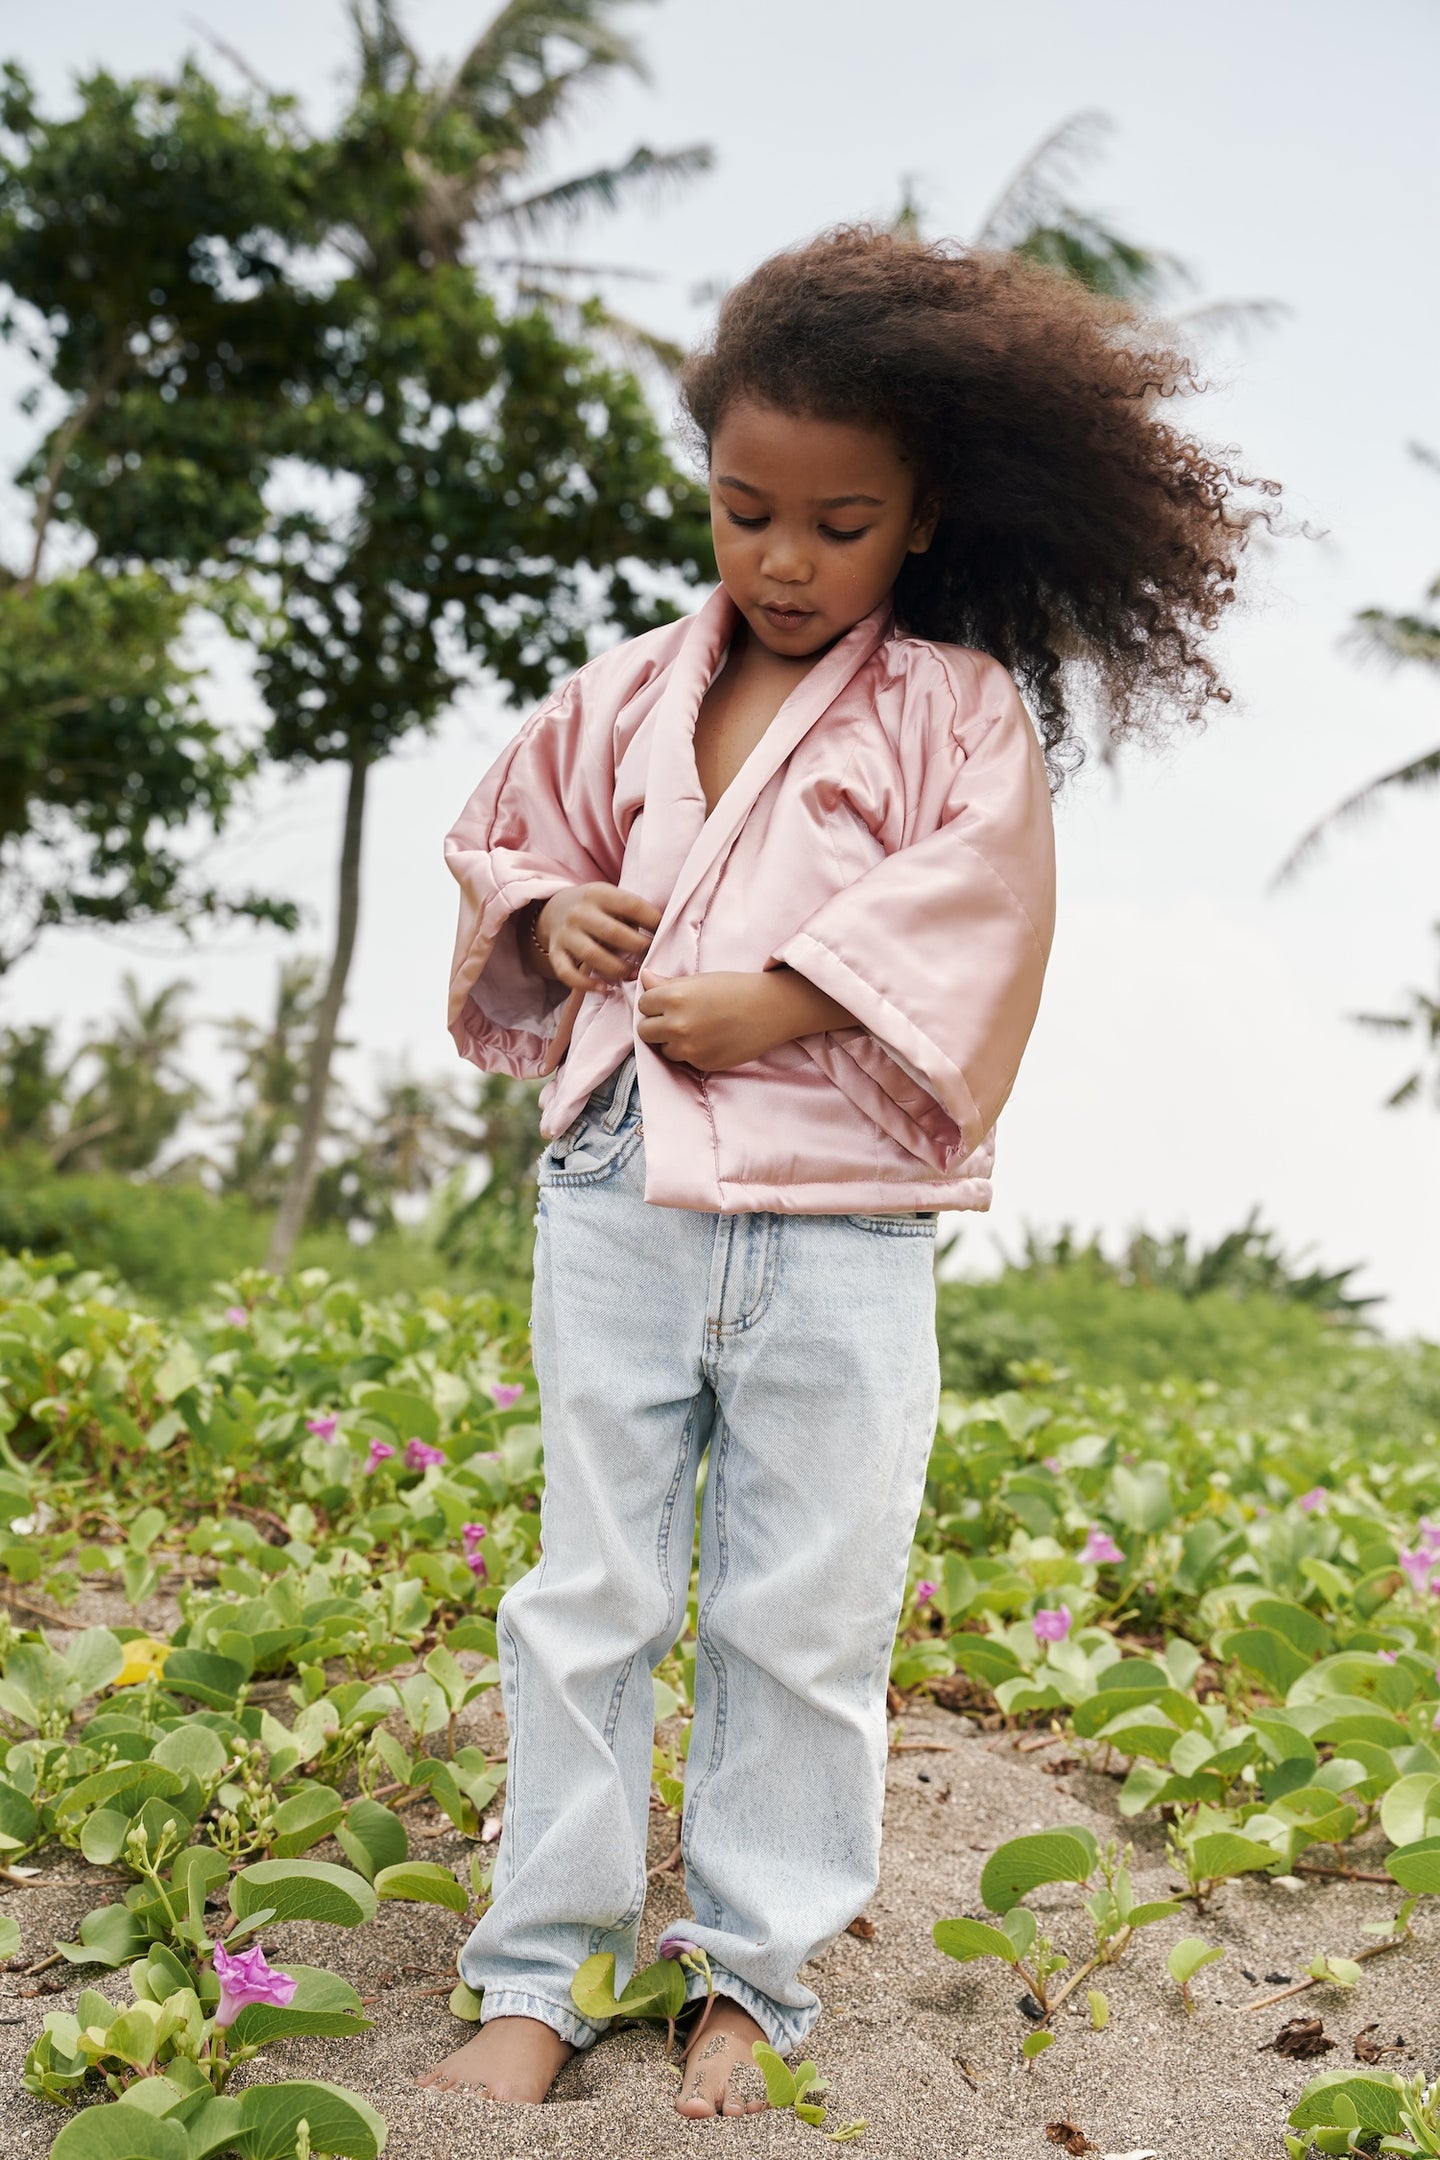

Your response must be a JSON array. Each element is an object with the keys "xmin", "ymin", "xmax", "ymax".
[{"xmin": 3, "ymin": 1686, "xmax": 1434, "ymax": 2160}]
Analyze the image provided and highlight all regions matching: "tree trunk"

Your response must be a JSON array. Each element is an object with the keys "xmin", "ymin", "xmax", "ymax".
[{"xmin": 266, "ymin": 749, "xmax": 369, "ymax": 1272}]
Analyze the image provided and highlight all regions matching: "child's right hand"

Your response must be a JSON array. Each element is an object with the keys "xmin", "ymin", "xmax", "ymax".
[{"xmin": 535, "ymin": 884, "xmax": 662, "ymax": 991}]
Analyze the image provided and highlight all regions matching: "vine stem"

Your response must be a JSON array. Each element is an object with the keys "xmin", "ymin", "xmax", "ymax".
[
  {"xmin": 1039, "ymin": 1948, "xmax": 1109, "ymax": 2024},
  {"xmin": 1243, "ymin": 1935, "xmax": 1406, "ymax": 2012}
]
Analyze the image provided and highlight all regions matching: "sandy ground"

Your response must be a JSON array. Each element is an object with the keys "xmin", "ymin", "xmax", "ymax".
[{"xmin": 2, "ymin": 1676, "xmax": 1435, "ymax": 2160}]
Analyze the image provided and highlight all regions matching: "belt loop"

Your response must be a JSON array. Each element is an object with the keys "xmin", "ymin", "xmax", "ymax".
[{"xmin": 601, "ymin": 1053, "xmax": 639, "ymax": 1133}]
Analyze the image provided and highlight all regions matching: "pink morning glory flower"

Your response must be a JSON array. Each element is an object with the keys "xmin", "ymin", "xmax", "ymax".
[
  {"xmin": 1032, "ymin": 1605, "xmax": 1072, "ymax": 1643},
  {"xmin": 224, "ymin": 1306, "xmax": 249, "ymax": 1327},
  {"xmin": 366, "ymin": 1439, "xmax": 396, "ymax": 1471},
  {"xmin": 915, "ymin": 1580, "xmax": 938, "ymax": 1608},
  {"xmin": 1042, "ymin": 1456, "xmax": 1062, "ymax": 1474},
  {"xmin": 1419, "ymin": 1518, "xmax": 1440, "ymax": 1556},
  {"xmin": 660, "ymin": 1938, "xmax": 700, "ymax": 1960},
  {"xmin": 489, "ymin": 1382, "xmax": 524, "ymax": 1409},
  {"xmin": 1377, "ymin": 1649, "xmax": 1399, "ymax": 1664},
  {"xmin": 1297, "ymin": 1488, "xmax": 1328, "ymax": 1514},
  {"xmin": 1081, "ymin": 1527, "xmax": 1124, "ymax": 1566},
  {"xmin": 211, "ymin": 1940, "xmax": 297, "ymax": 2027},
  {"xmin": 1399, "ymin": 1548, "xmax": 1434, "ymax": 1596},
  {"xmin": 306, "ymin": 1414, "xmax": 338, "ymax": 1443},
  {"xmin": 404, "ymin": 1438, "xmax": 445, "ymax": 1471},
  {"xmin": 462, "ymin": 1522, "xmax": 488, "ymax": 1550},
  {"xmin": 465, "ymin": 1551, "xmax": 488, "ymax": 1581}
]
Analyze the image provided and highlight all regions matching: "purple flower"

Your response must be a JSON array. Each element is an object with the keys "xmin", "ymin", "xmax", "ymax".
[
  {"xmin": 464, "ymin": 1551, "xmax": 488, "ymax": 1581},
  {"xmin": 1419, "ymin": 1517, "xmax": 1440, "ymax": 1556},
  {"xmin": 489, "ymin": 1382, "xmax": 524, "ymax": 1410},
  {"xmin": 1081, "ymin": 1526, "xmax": 1124, "ymax": 1567},
  {"xmin": 1399, "ymin": 1548, "xmax": 1434, "ymax": 1597},
  {"xmin": 462, "ymin": 1522, "xmax": 488, "ymax": 1551},
  {"xmin": 1042, "ymin": 1456, "xmax": 1063, "ymax": 1475},
  {"xmin": 915, "ymin": 1580, "xmax": 938, "ymax": 1608},
  {"xmin": 306, "ymin": 1414, "xmax": 338, "ymax": 1443},
  {"xmin": 404, "ymin": 1438, "xmax": 445, "ymax": 1471},
  {"xmin": 660, "ymin": 1938, "xmax": 700, "ymax": 1960},
  {"xmin": 1297, "ymin": 1488, "xmax": 1329, "ymax": 1515},
  {"xmin": 1032, "ymin": 1605, "xmax": 1072, "ymax": 1644},
  {"xmin": 366, "ymin": 1439, "xmax": 396, "ymax": 1471},
  {"xmin": 211, "ymin": 1940, "xmax": 297, "ymax": 2027},
  {"xmin": 224, "ymin": 1306, "xmax": 249, "ymax": 1327},
  {"xmin": 1378, "ymin": 1649, "xmax": 1399, "ymax": 1664}
]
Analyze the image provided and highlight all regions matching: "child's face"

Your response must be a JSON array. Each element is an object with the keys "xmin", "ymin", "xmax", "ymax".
[{"xmin": 708, "ymin": 398, "xmax": 937, "ymax": 659}]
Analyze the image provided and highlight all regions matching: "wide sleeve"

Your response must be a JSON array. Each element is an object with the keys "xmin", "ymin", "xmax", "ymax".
[
  {"xmin": 773, "ymin": 657, "xmax": 1056, "ymax": 1170},
  {"xmin": 444, "ymin": 670, "xmax": 624, "ymax": 1078}
]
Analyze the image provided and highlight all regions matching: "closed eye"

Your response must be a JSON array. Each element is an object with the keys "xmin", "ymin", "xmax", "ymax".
[
  {"xmin": 820, "ymin": 526, "xmax": 870, "ymax": 543},
  {"xmin": 723, "ymin": 509, "xmax": 767, "ymax": 530}
]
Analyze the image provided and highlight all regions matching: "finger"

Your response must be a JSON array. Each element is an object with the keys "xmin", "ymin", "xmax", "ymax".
[
  {"xmin": 636, "ymin": 988, "xmax": 668, "ymax": 1017},
  {"xmin": 638, "ymin": 966, "xmax": 670, "ymax": 992},
  {"xmin": 562, "ymin": 930, "xmax": 633, "ymax": 982},
  {"xmin": 579, "ymin": 910, "xmax": 654, "ymax": 957},
  {"xmin": 635, "ymin": 1015, "xmax": 672, "ymax": 1047},
  {"xmin": 602, "ymin": 888, "xmax": 664, "ymax": 932},
  {"xmin": 550, "ymin": 948, "xmax": 607, "ymax": 992}
]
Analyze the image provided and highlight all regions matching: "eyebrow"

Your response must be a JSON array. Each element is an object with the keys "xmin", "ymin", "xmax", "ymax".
[{"xmin": 715, "ymin": 475, "xmax": 885, "ymax": 510}]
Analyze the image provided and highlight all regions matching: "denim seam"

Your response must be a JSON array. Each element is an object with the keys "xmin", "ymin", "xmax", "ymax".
[
  {"xmin": 682, "ymin": 1411, "xmax": 732, "ymax": 1926},
  {"xmin": 538, "ymin": 1120, "xmax": 642, "ymax": 1189},
  {"xmin": 714, "ymin": 1213, "xmax": 782, "ymax": 1338}
]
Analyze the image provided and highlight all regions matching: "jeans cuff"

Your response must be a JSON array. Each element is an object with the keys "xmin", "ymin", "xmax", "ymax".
[
  {"xmin": 478, "ymin": 1985, "xmax": 605, "ymax": 2049},
  {"xmin": 681, "ymin": 1963, "xmax": 818, "ymax": 2054}
]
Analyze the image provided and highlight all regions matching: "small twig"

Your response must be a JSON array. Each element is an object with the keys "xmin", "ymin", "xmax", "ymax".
[
  {"xmin": 1243, "ymin": 1936, "xmax": 1405, "ymax": 2012},
  {"xmin": 20, "ymin": 1952, "xmax": 65, "ymax": 1978},
  {"xmin": 1293, "ymin": 1861, "xmax": 1395, "ymax": 1886},
  {"xmin": 1015, "ymin": 1733, "xmax": 1063, "ymax": 1755},
  {"xmin": 647, "ymin": 1838, "xmax": 683, "ymax": 1879},
  {"xmin": 889, "ymin": 1741, "xmax": 955, "ymax": 1756}
]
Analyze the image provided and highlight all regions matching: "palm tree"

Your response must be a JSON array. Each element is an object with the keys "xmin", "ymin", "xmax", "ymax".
[{"xmin": 1351, "ymin": 928, "xmax": 1440, "ymax": 1112}]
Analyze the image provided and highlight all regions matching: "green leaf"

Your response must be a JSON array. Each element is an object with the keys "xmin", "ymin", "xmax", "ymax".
[
  {"xmin": 57, "ymin": 1903, "xmax": 146, "ymax": 1967},
  {"xmin": 980, "ymin": 1829, "xmax": 1098, "ymax": 1914},
  {"xmin": 270, "ymin": 1785, "xmax": 345, "ymax": 1859},
  {"xmin": 1385, "ymin": 1839, "xmax": 1440, "ymax": 1894},
  {"xmin": 0, "ymin": 1913, "xmax": 18, "ymax": 1959},
  {"xmin": 932, "ymin": 1917, "xmax": 1019, "ymax": 1966},
  {"xmin": 1022, "ymin": 2030, "xmax": 1055, "ymax": 2060},
  {"xmin": 357, "ymin": 1386, "xmax": 439, "ymax": 1447},
  {"xmin": 1216, "ymin": 1626, "xmax": 1312, "ymax": 1698},
  {"xmin": 1306, "ymin": 1955, "xmax": 1363, "ymax": 1988},
  {"xmin": 152, "ymin": 1346, "xmax": 203, "ymax": 1403},
  {"xmin": 166, "ymin": 2096, "xmax": 247, "ymax": 2160},
  {"xmin": 373, "ymin": 1862, "xmax": 467, "ymax": 1913},
  {"xmin": 1088, "ymin": 1987, "xmax": 1109, "ymax": 2029},
  {"xmin": 67, "ymin": 1628, "xmax": 127, "ymax": 1697},
  {"xmin": 236, "ymin": 2081, "xmax": 388, "ymax": 2160},
  {"xmin": 55, "ymin": 1761, "xmax": 187, "ymax": 1821},
  {"xmin": 159, "ymin": 1650, "xmax": 249, "ymax": 1711},
  {"xmin": 1186, "ymin": 1832, "xmax": 1280, "ymax": 1884},
  {"xmin": 338, "ymin": 1798, "xmax": 408, "ymax": 1882},
  {"xmin": 571, "ymin": 1953, "xmax": 624, "ymax": 2022},
  {"xmin": 126, "ymin": 1508, "xmax": 168, "ymax": 1556},
  {"xmin": 80, "ymin": 1808, "xmax": 134, "ymax": 1866},
  {"xmin": 229, "ymin": 1965, "xmax": 372, "ymax": 2046},
  {"xmin": 1001, "ymin": 1907, "xmax": 1038, "ymax": 1959},
  {"xmin": 449, "ymin": 1980, "xmax": 484, "ymax": 2021},
  {"xmin": 1380, "ymin": 1773, "xmax": 1440, "ymax": 1850},
  {"xmin": 752, "ymin": 2041, "xmax": 798, "ymax": 2107},
  {"xmin": 230, "ymin": 1859, "xmax": 377, "ymax": 1929},
  {"xmin": 1289, "ymin": 2072, "xmax": 1406, "ymax": 2135},
  {"xmin": 1167, "ymin": 1937, "xmax": 1225, "ymax": 1986},
  {"xmin": 151, "ymin": 1727, "xmax": 229, "ymax": 1784},
  {"xmin": 49, "ymin": 2110, "xmax": 189, "ymax": 2160},
  {"xmin": 615, "ymin": 1957, "xmax": 686, "ymax": 2021}
]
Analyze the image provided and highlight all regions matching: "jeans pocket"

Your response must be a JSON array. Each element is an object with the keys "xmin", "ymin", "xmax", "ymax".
[
  {"xmin": 844, "ymin": 1210, "xmax": 939, "ymax": 1237},
  {"xmin": 539, "ymin": 1111, "xmax": 642, "ymax": 1188}
]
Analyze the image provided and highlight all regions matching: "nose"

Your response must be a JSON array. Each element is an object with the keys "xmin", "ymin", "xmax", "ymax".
[{"xmin": 758, "ymin": 529, "xmax": 812, "ymax": 586}]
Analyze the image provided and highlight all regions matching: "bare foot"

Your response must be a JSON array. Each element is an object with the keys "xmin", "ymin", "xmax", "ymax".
[
  {"xmin": 675, "ymin": 1995, "xmax": 771, "ymax": 2119},
  {"xmin": 416, "ymin": 2014, "xmax": 574, "ymax": 2103}
]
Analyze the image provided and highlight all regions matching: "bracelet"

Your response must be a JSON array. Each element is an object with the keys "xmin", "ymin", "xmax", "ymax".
[{"xmin": 526, "ymin": 902, "xmax": 550, "ymax": 966}]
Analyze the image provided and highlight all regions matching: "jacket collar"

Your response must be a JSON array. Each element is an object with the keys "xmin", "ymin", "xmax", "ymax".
[{"xmin": 635, "ymin": 586, "xmax": 892, "ymax": 930}]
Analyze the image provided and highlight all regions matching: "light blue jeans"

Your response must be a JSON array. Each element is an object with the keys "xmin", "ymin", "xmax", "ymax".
[{"xmin": 460, "ymin": 1056, "xmax": 940, "ymax": 2052}]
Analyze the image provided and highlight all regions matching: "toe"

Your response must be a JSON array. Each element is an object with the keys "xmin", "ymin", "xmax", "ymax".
[{"xmin": 676, "ymin": 2094, "xmax": 717, "ymax": 2119}]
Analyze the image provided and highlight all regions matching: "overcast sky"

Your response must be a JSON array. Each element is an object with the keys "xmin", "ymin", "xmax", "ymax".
[{"xmin": 3, "ymin": 0, "xmax": 1438, "ymax": 1333}]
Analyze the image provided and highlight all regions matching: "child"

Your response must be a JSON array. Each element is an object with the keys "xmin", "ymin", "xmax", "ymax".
[{"xmin": 420, "ymin": 229, "xmax": 1272, "ymax": 2118}]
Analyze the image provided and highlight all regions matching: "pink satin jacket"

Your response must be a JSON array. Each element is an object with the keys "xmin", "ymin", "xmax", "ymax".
[{"xmin": 445, "ymin": 586, "xmax": 1056, "ymax": 1214}]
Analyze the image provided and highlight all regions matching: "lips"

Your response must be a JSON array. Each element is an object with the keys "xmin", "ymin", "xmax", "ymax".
[{"xmin": 761, "ymin": 603, "xmax": 814, "ymax": 630}]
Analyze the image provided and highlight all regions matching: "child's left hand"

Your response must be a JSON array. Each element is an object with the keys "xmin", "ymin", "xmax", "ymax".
[{"xmin": 636, "ymin": 968, "xmax": 853, "ymax": 1072}]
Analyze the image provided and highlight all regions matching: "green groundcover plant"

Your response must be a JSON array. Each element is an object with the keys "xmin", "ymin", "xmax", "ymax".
[{"xmin": 1, "ymin": 1250, "xmax": 1439, "ymax": 2151}]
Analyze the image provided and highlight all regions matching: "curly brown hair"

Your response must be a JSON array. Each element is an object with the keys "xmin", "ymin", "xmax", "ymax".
[{"xmin": 679, "ymin": 227, "xmax": 1279, "ymax": 778}]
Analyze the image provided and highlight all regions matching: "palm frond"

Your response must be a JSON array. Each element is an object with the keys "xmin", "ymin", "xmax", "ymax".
[
  {"xmin": 1170, "ymin": 296, "xmax": 1291, "ymax": 348},
  {"xmin": 481, "ymin": 253, "xmax": 661, "ymax": 281},
  {"xmin": 443, "ymin": 0, "xmax": 645, "ymax": 121},
  {"xmin": 1012, "ymin": 214, "xmax": 1182, "ymax": 305},
  {"xmin": 1271, "ymin": 744, "xmax": 1440, "ymax": 886},
  {"xmin": 1351, "ymin": 606, "xmax": 1440, "ymax": 671},
  {"xmin": 972, "ymin": 110, "xmax": 1112, "ymax": 250},
  {"xmin": 513, "ymin": 282, "xmax": 685, "ymax": 371},
  {"xmin": 477, "ymin": 143, "xmax": 712, "ymax": 238},
  {"xmin": 348, "ymin": 0, "xmax": 419, "ymax": 95}
]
